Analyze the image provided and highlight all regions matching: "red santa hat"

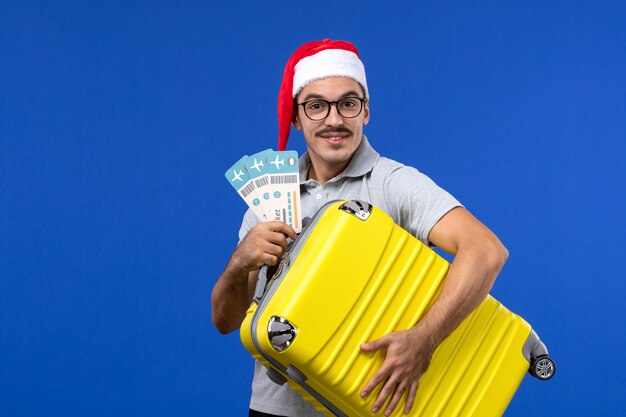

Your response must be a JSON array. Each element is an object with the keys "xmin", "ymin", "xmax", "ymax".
[{"xmin": 277, "ymin": 39, "xmax": 368, "ymax": 151}]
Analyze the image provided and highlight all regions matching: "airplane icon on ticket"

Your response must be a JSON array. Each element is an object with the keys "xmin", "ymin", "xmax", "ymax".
[
  {"xmin": 270, "ymin": 154, "xmax": 285, "ymax": 170},
  {"xmin": 250, "ymin": 159, "xmax": 264, "ymax": 172},
  {"xmin": 231, "ymin": 169, "xmax": 244, "ymax": 182}
]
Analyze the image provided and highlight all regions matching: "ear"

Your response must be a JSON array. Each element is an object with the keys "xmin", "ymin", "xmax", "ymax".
[
  {"xmin": 292, "ymin": 112, "xmax": 302, "ymax": 131},
  {"xmin": 363, "ymin": 99, "xmax": 370, "ymax": 125}
]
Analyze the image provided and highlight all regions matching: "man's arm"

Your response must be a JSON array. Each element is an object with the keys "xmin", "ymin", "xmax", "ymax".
[
  {"xmin": 211, "ymin": 221, "xmax": 296, "ymax": 334},
  {"xmin": 360, "ymin": 207, "xmax": 508, "ymax": 416}
]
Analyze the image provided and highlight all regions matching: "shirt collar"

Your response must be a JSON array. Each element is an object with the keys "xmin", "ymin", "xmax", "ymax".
[{"xmin": 298, "ymin": 135, "xmax": 379, "ymax": 183}]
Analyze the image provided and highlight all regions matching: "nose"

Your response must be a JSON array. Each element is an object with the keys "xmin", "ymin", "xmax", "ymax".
[{"xmin": 325, "ymin": 103, "xmax": 344, "ymax": 127}]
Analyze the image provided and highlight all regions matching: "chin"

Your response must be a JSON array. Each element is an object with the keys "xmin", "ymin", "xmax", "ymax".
[{"xmin": 321, "ymin": 150, "xmax": 353, "ymax": 165}]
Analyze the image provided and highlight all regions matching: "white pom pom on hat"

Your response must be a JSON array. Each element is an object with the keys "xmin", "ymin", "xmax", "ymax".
[{"xmin": 277, "ymin": 39, "xmax": 368, "ymax": 151}]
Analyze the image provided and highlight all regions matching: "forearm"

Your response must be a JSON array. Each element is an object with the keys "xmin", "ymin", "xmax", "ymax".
[
  {"xmin": 412, "ymin": 239, "xmax": 509, "ymax": 348},
  {"xmin": 211, "ymin": 256, "xmax": 253, "ymax": 334},
  {"xmin": 211, "ymin": 221, "xmax": 296, "ymax": 334}
]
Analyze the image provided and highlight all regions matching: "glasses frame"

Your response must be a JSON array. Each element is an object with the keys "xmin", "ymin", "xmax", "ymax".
[{"xmin": 296, "ymin": 96, "xmax": 367, "ymax": 121}]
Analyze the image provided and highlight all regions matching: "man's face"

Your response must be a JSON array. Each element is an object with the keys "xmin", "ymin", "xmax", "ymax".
[{"xmin": 293, "ymin": 77, "xmax": 370, "ymax": 176}]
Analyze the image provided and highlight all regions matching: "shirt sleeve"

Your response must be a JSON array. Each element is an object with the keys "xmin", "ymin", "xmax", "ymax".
[
  {"xmin": 383, "ymin": 165, "xmax": 462, "ymax": 246},
  {"xmin": 238, "ymin": 208, "xmax": 262, "ymax": 242}
]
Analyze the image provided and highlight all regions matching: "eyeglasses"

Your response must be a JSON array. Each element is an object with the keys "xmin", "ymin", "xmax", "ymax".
[{"xmin": 297, "ymin": 97, "xmax": 366, "ymax": 121}]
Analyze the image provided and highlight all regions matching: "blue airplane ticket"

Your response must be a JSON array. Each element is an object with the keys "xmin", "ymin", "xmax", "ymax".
[
  {"xmin": 226, "ymin": 149, "xmax": 302, "ymax": 233},
  {"xmin": 224, "ymin": 155, "xmax": 266, "ymax": 221},
  {"xmin": 259, "ymin": 150, "xmax": 302, "ymax": 232}
]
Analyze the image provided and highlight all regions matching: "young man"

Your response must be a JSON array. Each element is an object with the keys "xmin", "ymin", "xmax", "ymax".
[{"xmin": 212, "ymin": 39, "xmax": 509, "ymax": 417}]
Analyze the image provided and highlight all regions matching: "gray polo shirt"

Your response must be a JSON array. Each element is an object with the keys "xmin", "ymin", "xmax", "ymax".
[{"xmin": 239, "ymin": 136, "xmax": 462, "ymax": 416}]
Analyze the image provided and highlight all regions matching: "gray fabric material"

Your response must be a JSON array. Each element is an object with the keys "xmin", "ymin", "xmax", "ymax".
[{"xmin": 239, "ymin": 136, "xmax": 462, "ymax": 416}]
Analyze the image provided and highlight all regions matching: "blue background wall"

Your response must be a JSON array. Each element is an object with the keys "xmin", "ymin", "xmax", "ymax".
[{"xmin": 2, "ymin": 1, "xmax": 625, "ymax": 416}]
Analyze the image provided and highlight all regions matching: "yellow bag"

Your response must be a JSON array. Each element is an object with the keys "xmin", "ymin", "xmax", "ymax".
[{"xmin": 241, "ymin": 200, "xmax": 554, "ymax": 417}]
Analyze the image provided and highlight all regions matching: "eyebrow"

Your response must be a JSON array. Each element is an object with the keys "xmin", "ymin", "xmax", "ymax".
[{"xmin": 300, "ymin": 90, "xmax": 362, "ymax": 102}]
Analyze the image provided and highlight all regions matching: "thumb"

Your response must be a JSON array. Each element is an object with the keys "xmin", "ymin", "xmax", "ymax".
[{"xmin": 360, "ymin": 335, "xmax": 390, "ymax": 352}]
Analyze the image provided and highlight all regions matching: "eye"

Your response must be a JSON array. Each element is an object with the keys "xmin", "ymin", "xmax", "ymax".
[
  {"xmin": 306, "ymin": 101, "xmax": 327, "ymax": 111},
  {"xmin": 340, "ymin": 98, "xmax": 358, "ymax": 108}
]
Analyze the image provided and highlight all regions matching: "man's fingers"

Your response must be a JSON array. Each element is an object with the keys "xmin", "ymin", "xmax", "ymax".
[
  {"xmin": 234, "ymin": 221, "xmax": 298, "ymax": 272},
  {"xmin": 268, "ymin": 231, "xmax": 289, "ymax": 250},
  {"xmin": 360, "ymin": 334, "xmax": 390, "ymax": 352},
  {"xmin": 264, "ymin": 254, "xmax": 278, "ymax": 266},
  {"xmin": 360, "ymin": 364, "xmax": 390, "ymax": 399},
  {"xmin": 371, "ymin": 376, "xmax": 398, "ymax": 414},
  {"xmin": 266, "ymin": 221, "xmax": 297, "ymax": 240},
  {"xmin": 404, "ymin": 381, "xmax": 419, "ymax": 414},
  {"xmin": 258, "ymin": 241, "xmax": 285, "ymax": 256},
  {"xmin": 258, "ymin": 242, "xmax": 285, "ymax": 264},
  {"xmin": 360, "ymin": 335, "xmax": 394, "ymax": 399},
  {"xmin": 358, "ymin": 330, "xmax": 431, "ymax": 414},
  {"xmin": 384, "ymin": 382, "xmax": 407, "ymax": 417}
]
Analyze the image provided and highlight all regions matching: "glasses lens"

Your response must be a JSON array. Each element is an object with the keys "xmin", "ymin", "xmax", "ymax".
[
  {"xmin": 304, "ymin": 100, "xmax": 329, "ymax": 120},
  {"xmin": 337, "ymin": 97, "xmax": 363, "ymax": 118}
]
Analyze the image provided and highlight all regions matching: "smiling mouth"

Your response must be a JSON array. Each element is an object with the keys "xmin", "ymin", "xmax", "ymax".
[
  {"xmin": 322, "ymin": 135, "xmax": 348, "ymax": 142},
  {"xmin": 317, "ymin": 128, "xmax": 352, "ymax": 142}
]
